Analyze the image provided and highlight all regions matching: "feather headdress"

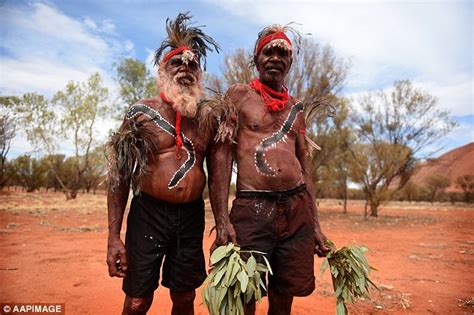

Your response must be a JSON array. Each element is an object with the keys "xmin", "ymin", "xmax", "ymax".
[
  {"xmin": 154, "ymin": 12, "xmax": 220, "ymax": 70},
  {"xmin": 253, "ymin": 23, "xmax": 305, "ymax": 60}
]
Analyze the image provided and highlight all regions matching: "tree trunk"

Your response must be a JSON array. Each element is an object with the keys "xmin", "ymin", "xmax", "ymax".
[
  {"xmin": 342, "ymin": 184, "xmax": 348, "ymax": 214},
  {"xmin": 370, "ymin": 200, "xmax": 379, "ymax": 217},
  {"xmin": 364, "ymin": 199, "xmax": 368, "ymax": 218}
]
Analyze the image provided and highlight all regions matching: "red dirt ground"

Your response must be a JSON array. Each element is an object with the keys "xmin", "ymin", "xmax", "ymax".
[{"xmin": 0, "ymin": 191, "xmax": 473, "ymax": 314}]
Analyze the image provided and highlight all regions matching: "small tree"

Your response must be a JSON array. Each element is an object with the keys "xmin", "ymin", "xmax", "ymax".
[
  {"xmin": 10, "ymin": 155, "xmax": 44, "ymax": 192},
  {"xmin": 347, "ymin": 80, "xmax": 457, "ymax": 216},
  {"xmin": 14, "ymin": 73, "xmax": 108, "ymax": 199},
  {"xmin": 311, "ymin": 100, "xmax": 353, "ymax": 213},
  {"xmin": 39, "ymin": 154, "xmax": 66, "ymax": 192},
  {"xmin": 114, "ymin": 58, "xmax": 157, "ymax": 118},
  {"xmin": 0, "ymin": 97, "xmax": 19, "ymax": 190},
  {"xmin": 0, "ymin": 115, "xmax": 16, "ymax": 189},
  {"xmin": 426, "ymin": 174, "xmax": 450, "ymax": 203},
  {"xmin": 456, "ymin": 174, "xmax": 474, "ymax": 203},
  {"xmin": 82, "ymin": 145, "xmax": 107, "ymax": 193},
  {"xmin": 397, "ymin": 180, "xmax": 424, "ymax": 202}
]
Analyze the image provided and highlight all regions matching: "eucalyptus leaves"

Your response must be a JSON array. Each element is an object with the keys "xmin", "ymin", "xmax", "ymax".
[
  {"xmin": 202, "ymin": 243, "xmax": 272, "ymax": 315},
  {"xmin": 320, "ymin": 240, "xmax": 377, "ymax": 315}
]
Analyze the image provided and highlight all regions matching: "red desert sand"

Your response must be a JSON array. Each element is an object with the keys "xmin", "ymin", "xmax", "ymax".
[{"xmin": 0, "ymin": 191, "xmax": 472, "ymax": 314}]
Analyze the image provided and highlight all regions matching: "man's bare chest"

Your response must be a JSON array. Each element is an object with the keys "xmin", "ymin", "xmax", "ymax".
[{"xmin": 126, "ymin": 103, "xmax": 211, "ymax": 155}]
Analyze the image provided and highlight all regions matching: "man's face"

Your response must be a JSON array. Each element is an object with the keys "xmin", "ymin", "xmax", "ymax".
[
  {"xmin": 165, "ymin": 54, "xmax": 201, "ymax": 86},
  {"xmin": 255, "ymin": 44, "xmax": 292, "ymax": 84}
]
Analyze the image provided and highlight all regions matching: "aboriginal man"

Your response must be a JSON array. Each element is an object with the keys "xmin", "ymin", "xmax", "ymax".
[
  {"xmin": 106, "ymin": 13, "xmax": 220, "ymax": 315},
  {"xmin": 208, "ymin": 25, "xmax": 330, "ymax": 315}
]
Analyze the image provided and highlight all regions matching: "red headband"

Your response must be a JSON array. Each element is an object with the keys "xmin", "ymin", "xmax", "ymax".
[
  {"xmin": 162, "ymin": 46, "xmax": 191, "ymax": 63},
  {"xmin": 255, "ymin": 32, "xmax": 292, "ymax": 56}
]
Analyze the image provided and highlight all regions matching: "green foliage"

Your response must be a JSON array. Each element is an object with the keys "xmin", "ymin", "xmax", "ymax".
[
  {"xmin": 456, "ymin": 175, "xmax": 474, "ymax": 203},
  {"xmin": 0, "ymin": 112, "xmax": 16, "ymax": 189},
  {"xmin": 9, "ymin": 155, "xmax": 45, "ymax": 192},
  {"xmin": 311, "ymin": 100, "xmax": 353, "ymax": 211},
  {"xmin": 202, "ymin": 244, "xmax": 272, "ymax": 315},
  {"xmin": 14, "ymin": 93, "xmax": 57, "ymax": 152},
  {"xmin": 394, "ymin": 180, "xmax": 426, "ymax": 202},
  {"xmin": 347, "ymin": 80, "xmax": 457, "ymax": 216},
  {"xmin": 81, "ymin": 145, "xmax": 107, "ymax": 193},
  {"xmin": 39, "ymin": 154, "xmax": 65, "ymax": 191},
  {"xmin": 13, "ymin": 73, "xmax": 108, "ymax": 199},
  {"xmin": 426, "ymin": 173, "xmax": 450, "ymax": 203},
  {"xmin": 114, "ymin": 58, "xmax": 157, "ymax": 118},
  {"xmin": 321, "ymin": 240, "xmax": 377, "ymax": 315}
]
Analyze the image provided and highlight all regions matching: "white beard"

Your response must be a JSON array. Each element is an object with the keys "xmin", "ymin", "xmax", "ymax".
[{"xmin": 157, "ymin": 66, "xmax": 204, "ymax": 118}]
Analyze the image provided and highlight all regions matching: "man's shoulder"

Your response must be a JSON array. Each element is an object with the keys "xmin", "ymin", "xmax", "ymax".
[
  {"xmin": 225, "ymin": 83, "xmax": 254, "ymax": 108},
  {"xmin": 133, "ymin": 97, "xmax": 161, "ymax": 108},
  {"xmin": 122, "ymin": 97, "xmax": 166, "ymax": 122},
  {"xmin": 226, "ymin": 83, "xmax": 252, "ymax": 98}
]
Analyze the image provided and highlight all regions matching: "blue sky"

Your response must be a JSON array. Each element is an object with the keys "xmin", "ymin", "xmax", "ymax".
[{"xmin": 1, "ymin": 0, "xmax": 473, "ymax": 157}]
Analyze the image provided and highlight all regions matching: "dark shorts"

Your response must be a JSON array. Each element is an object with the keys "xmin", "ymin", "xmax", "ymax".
[
  {"xmin": 230, "ymin": 184, "xmax": 316, "ymax": 297},
  {"xmin": 123, "ymin": 193, "xmax": 207, "ymax": 297}
]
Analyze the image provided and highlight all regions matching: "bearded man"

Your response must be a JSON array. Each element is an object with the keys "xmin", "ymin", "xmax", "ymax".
[
  {"xmin": 106, "ymin": 13, "xmax": 220, "ymax": 315},
  {"xmin": 208, "ymin": 25, "xmax": 330, "ymax": 315}
]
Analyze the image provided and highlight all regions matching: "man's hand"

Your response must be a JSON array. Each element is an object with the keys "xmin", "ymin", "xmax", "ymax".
[
  {"xmin": 107, "ymin": 237, "xmax": 128, "ymax": 277},
  {"xmin": 210, "ymin": 222, "xmax": 237, "ymax": 256},
  {"xmin": 314, "ymin": 228, "xmax": 331, "ymax": 257}
]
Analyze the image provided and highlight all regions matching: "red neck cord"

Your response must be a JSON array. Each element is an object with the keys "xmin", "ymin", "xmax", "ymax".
[
  {"xmin": 249, "ymin": 78, "xmax": 289, "ymax": 112},
  {"xmin": 160, "ymin": 92, "xmax": 183, "ymax": 158}
]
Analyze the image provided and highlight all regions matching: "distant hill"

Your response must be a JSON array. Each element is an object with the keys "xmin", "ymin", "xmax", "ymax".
[{"xmin": 410, "ymin": 143, "xmax": 474, "ymax": 192}]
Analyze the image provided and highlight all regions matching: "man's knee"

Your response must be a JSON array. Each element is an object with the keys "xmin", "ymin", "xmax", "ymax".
[
  {"xmin": 170, "ymin": 290, "xmax": 196, "ymax": 304},
  {"xmin": 268, "ymin": 289, "xmax": 293, "ymax": 315},
  {"xmin": 122, "ymin": 295, "xmax": 153, "ymax": 315}
]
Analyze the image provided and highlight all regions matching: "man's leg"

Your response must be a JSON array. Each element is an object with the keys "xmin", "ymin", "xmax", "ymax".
[
  {"xmin": 122, "ymin": 294, "xmax": 153, "ymax": 315},
  {"xmin": 268, "ymin": 289, "xmax": 293, "ymax": 315},
  {"xmin": 170, "ymin": 290, "xmax": 195, "ymax": 315},
  {"xmin": 244, "ymin": 300, "xmax": 256, "ymax": 315}
]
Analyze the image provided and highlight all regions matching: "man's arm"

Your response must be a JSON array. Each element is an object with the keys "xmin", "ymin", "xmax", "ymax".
[
  {"xmin": 106, "ymin": 179, "xmax": 130, "ymax": 277},
  {"xmin": 295, "ymin": 122, "xmax": 330, "ymax": 257},
  {"xmin": 207, "ymin": 139, "xmax": 237, "ymax": 253}
]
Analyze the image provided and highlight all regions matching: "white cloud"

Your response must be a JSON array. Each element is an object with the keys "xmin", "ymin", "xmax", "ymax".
[
  {"xmin": 83, "ymin": 17, "xmax": 97, "ymax": 30},
  {"xmin": 0, "ymin": 1, "xmax": 133, "ymax": 158},
  {"xmin": 0, "ymin": 2, "xmax": 132, "ymax": 97},
  {"xmin": 101, "ymin": 19, "xmax": 117, "ymax": 35},
  {"xmin": 422, "ymin": 120, "xmax": 474, "ymax": 157},
  {"xmin": 207, "ymin": 0, "xmax": 473, "ymax": 115},
  {"xmin": 417, "ymin": 75, "xmax": 474, "ymax": 117},
  {"xmin": 145, "ymin": 48, "xmax": 158, "ymax": 77},
  {"xmin": 0, "ymin": 57, "xmax": 97, "ymax": 95}
]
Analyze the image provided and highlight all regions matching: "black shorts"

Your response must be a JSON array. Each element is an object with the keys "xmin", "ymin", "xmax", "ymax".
[
  {"xmin": 230, "ymin": 184, "xmax": 316, "ymax": 297},
  {"xmin": 123, "ymin": 193, "xmax": 207, "ymax": 297}
]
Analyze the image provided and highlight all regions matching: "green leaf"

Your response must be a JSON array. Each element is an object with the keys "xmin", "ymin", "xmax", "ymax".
[
  {"xmin": 219, "ymin": 295, "xmax": 228, "ymax": 315},
  {"xmin": 320, "ymin": 258, "xmax": 329, "ymax": 277},
  {"xmin": 233, "ymin": 282, "xmax": 240, "ymax": 298},
  {"xmin": 245, "ymin": 282, "xmax": 255, "ymax": 303},
  {"xmin": 262, "ymin": 255, "xmax": 273, "ymax": 275},
  {"xmin": 216, "ymin": 287, "xmax": 227, "ymax": 312},
  {"xmin": 336, "ymin": 299, "xmax": 347, "ymax": 315},
  {"xmin": 255, "ymin": 263, "xmax": 268, "ymax": 273},
  {"xmin": 236, "ymin": 295, "xmax": 244, "ymax": 315},
  {"xmin": 212, "ymin": 265, "xmax": 228, "ymax": 287},
  {"xmin": 237, "ymin": 270, "xmax": 248, "ymax": 293},
  {"xmin": 255, "ymin": 284, "xmax": 262, "ymax": 302},
  {"xmin": 335, "ymin": 284, "xmax": 343, "ymax": 298},
  {"xmin": 223, "ymin": 253, "xmax": 237, "ymax": 287},
  {"xmin": 246, "ymin": 255, "xmax": 256, "ymax": 276},
  {"xmin": 210, "ymin": 244, "xmax": 234, "ymax": 265}
]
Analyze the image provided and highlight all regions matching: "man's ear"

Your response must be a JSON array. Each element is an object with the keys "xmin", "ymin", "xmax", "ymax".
[
  {"xmin": 253, "ymin": 55, "xmax": 259, "ymax": 70},
  {"xmin": 285, "ymin": 54, "xmax": 293, "ymax": 75}
]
